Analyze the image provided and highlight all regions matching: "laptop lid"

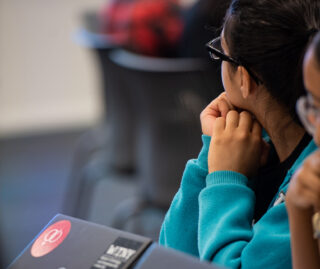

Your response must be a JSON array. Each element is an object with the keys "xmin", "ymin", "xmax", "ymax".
[
  {"xmin": 8, "ymin": 214, "xmax": 151, "ymax": 269},
  {"xmin": 8, "ymin": 214, "xmax": 227, "ymax": 269}
]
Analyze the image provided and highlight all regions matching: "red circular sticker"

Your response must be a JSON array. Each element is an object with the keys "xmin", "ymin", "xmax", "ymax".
[{"xmin": 30, "ymin": 220, "xmax": 71, "ymax": 258}]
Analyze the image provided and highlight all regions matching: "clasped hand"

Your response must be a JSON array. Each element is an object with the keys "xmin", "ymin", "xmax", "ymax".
[
  {"xmin": 286, "ymin": 150, "xmax": 320, "ymax": 210},
  {"xmin": 201, "ymin": 93, "xmax": 269, "ymax": 177}
]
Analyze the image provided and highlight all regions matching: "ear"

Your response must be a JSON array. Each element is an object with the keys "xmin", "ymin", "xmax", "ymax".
[{"xmin": 238, "ymin": 66, "xmax": 253, "ymax": 99}]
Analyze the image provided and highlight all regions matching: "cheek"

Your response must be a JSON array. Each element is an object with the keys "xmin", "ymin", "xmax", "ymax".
[
  {"xmin": 221, "ymin": 62, "xmax": 240, "ymax": 105},
  {"xmin": 221, "ymin": 62, "xmax": 230, "ymax": 93}
]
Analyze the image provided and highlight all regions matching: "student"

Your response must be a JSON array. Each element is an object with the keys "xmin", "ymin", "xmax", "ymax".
[
  {"xmin": 286, "ymin": 32, "xmax": 320, "ymax": 269},
  {"xmin": 159, "ymin": 0, "xmax": 320, "ymax": 268}
]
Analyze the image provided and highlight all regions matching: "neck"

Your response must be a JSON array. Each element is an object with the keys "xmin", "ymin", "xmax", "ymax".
[{"xmin": 254, "ymin": 103, "xmax": 306, "ymax": 162}]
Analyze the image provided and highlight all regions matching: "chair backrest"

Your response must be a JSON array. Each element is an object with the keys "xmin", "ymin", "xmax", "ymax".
[
  {"xmin": 108, "ymin": 49, "xmax": 223, "ymax": 208},
  {"xmin": 93, "ymin": 48, "xmax": 138, "ymax": 172}
]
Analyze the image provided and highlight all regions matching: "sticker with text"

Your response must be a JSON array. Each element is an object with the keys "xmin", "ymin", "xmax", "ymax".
[{"xmin": 92, "ymin": 237, "xmax": 144, "ymax": 269}]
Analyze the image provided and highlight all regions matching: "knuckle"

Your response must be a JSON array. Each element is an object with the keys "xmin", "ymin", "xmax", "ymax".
[
  {"xmin": 215, "ymin": 117, "xmax": 224, "ymax": 125},
  {"xmin": 294, "ymin": 169, "xmax": 303, "ymax": 180},
  {"xmin": 305, "ymin": 156, "xmax": 314, "ymax": 166},
  {"xmin": 295, "ymin": 172, "xmax": 304, "ymax": 185},
  {"xmin": 218, "ymin": 92, "xmax": 227, "ymax": 99},
  {"xmin": 226, "ymin": 110, "xmax": 236, "ymax": 117},
  {"xmin": 212, "ymin": 135, "xmax": 223, "ymax": 145},
  {"xmin": 221, "ymin": 116, "xmax": 227, "ymax": 124},
  {"xmin": 303, "ymin": 160, "xmax": 311, "ymax": 170},
  {"xmin": 296, "ymin": 186, "xmax": 304, "ymax": 197},
  {"xmin": 236, "ymin": 131, "xmax": 249, "ymax": 141},
  {"xmin": 240, "ymin": 110, "xmax": 251, "ymax": 119}
]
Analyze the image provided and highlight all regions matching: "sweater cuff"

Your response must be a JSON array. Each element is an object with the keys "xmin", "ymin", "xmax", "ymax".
[
  {"xmin": 206, "ymin": 170, "xmax": 248, "ymax": 186},
  {"xmin": 196, "ymin": 135, "xmax": 211, "ymax": 171}
]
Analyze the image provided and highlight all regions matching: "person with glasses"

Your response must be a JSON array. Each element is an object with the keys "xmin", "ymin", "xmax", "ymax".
[
  {"xmin": 159, "ymin": 0, "xmax": 320, "ymax": 268},
  {"xmin": 286, "ymin": 32, "xmax": 320, "ymax": 269}
]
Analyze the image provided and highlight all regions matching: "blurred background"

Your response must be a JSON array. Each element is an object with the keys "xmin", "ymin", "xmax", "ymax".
[
  {"xmin": 0, "ymin": 0, "xmax": 226, "ymax": 267},
  {"xmin": 0, "ymin": 0, "xmax": 105, "ymax": 266}
]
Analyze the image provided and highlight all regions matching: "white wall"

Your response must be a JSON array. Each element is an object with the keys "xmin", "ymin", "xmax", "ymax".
[{"xmin": 0, "ymin": 0, "xmax": 105, "ymax": 137}]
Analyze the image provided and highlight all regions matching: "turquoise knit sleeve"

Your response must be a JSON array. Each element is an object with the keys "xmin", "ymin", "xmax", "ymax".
[
  {"xmin": 159, "ymin": 135, "xmax": 210, "ymax": 257},
  {"xmin": 198, "ymin": 171, "xmax": 292, "ymax": 269}
]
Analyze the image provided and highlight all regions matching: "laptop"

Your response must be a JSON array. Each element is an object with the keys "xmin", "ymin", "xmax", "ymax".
[{"xmin": 8, "ymin": 214, "xmax": 225, "ymax": 269}]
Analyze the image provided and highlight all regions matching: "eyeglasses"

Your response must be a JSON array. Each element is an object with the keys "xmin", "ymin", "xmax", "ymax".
[
  {"xmin": 206, "ymin": 37, "xmax": 263, "ymax": 85},
  {"xmin": 296, "ymin": 94, "xmax": 320, "ymax": 136}
]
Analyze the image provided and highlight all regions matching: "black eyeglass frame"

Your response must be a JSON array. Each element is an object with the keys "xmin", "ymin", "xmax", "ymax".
[{"xmin": 206, "ymin": 37, "xmax": 263, "ymax": 85}]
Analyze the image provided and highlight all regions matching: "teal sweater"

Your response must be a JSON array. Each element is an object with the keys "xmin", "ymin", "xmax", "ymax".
[{"xmin": 159, "ymin": 135, "xmax": 317, "ymax": 268}]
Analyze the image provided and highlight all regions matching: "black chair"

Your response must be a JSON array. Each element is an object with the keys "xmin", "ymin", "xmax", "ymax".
[
  {"xmin": 64, "ymin": 46, "xmax": 140, "ymax": 219},
  {"xmin": 64, "ymin": 14, "xmax": 138, "ymax": 219},
  {"xmin": 106, "ymin": 49, "xmax": 223, "ymax": 239},
  {"xmin": 71, "ymin": 16, "xmax": 137, "ymax": 175}
]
